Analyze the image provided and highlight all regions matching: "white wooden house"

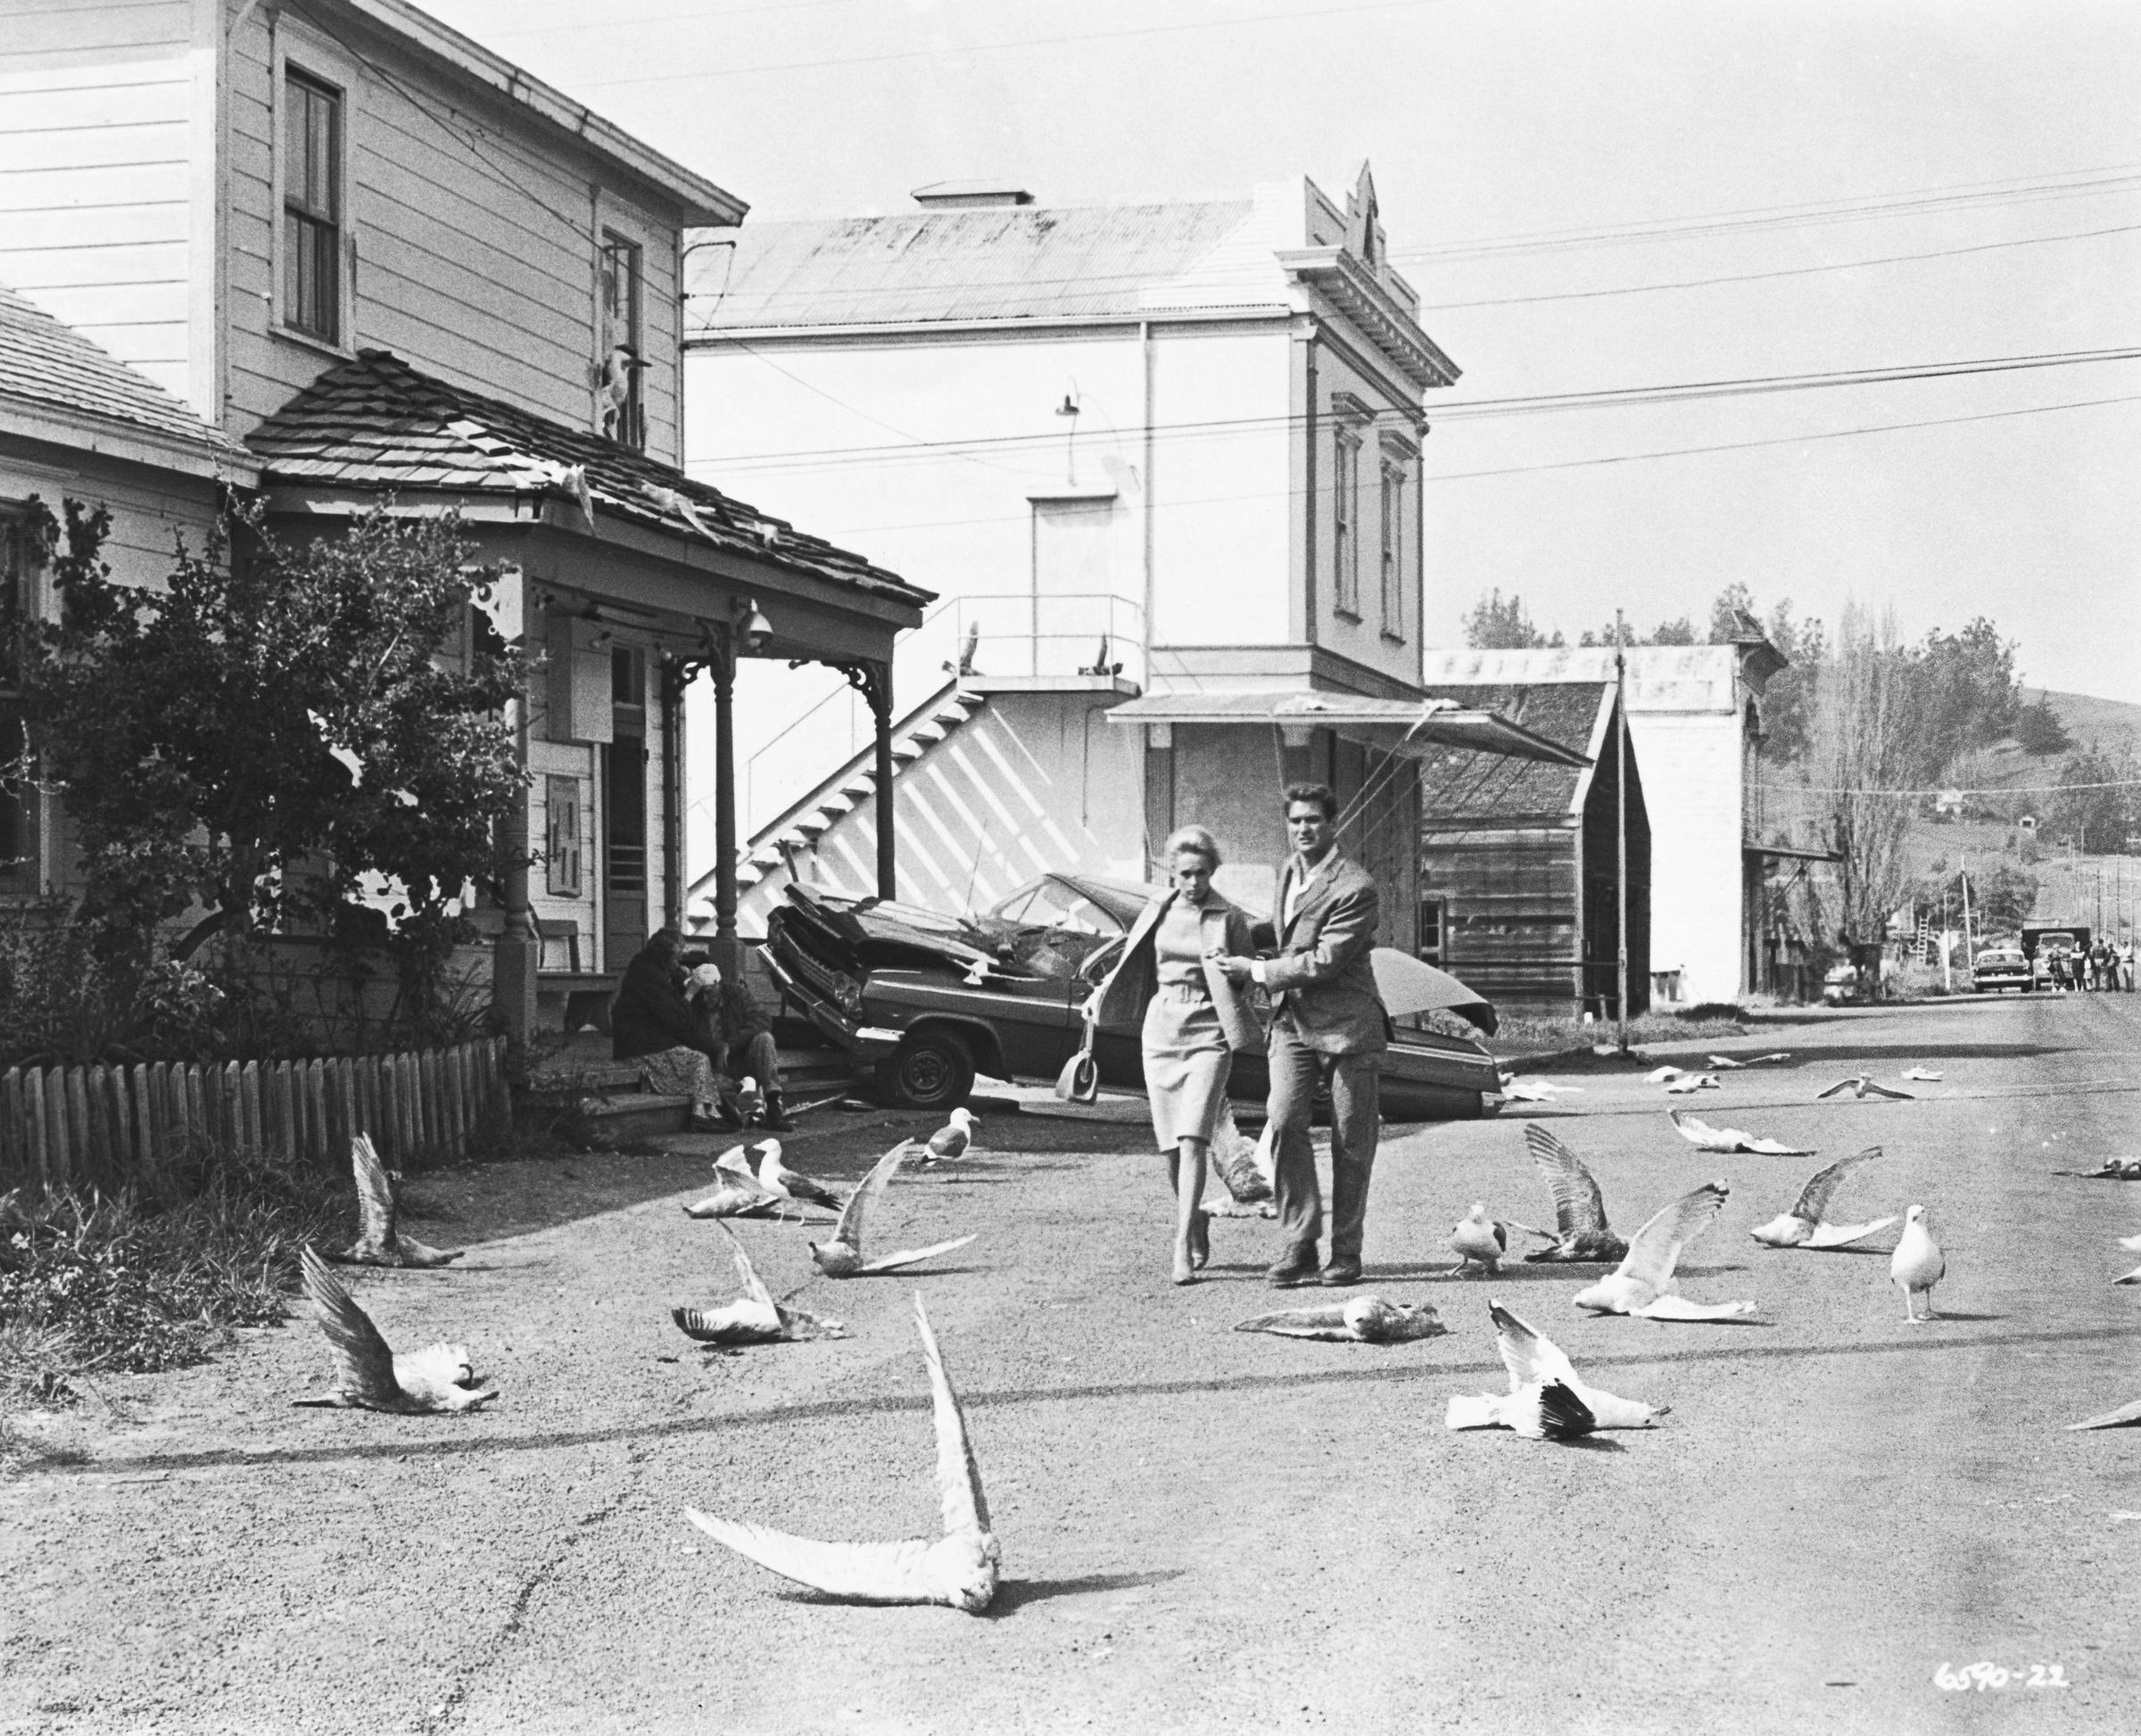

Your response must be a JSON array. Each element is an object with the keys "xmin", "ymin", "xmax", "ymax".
[{"xmin": 0, "ymin": 0, "xmax": 926, "ymax": 1033}]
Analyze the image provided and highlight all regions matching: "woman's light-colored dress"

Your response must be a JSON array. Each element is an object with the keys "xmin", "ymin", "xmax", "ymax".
[{"xmin": 1142, "ymin": 893, "xmax": 1234, "ymax": 1149}]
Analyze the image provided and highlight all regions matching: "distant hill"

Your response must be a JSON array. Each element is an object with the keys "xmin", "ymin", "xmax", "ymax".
[{"xmin": 2021, "ymin": 689, "xmax": 2141, "ymax": 752}]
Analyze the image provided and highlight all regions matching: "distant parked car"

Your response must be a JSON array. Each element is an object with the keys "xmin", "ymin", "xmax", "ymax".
[
  {"xmin": 1971, "ymin": 947, "xmax": 2031, "ymax": 993},
  {"xmin": 761, "ymin": 873, "xmax": 1503, "ymax": 1118}
]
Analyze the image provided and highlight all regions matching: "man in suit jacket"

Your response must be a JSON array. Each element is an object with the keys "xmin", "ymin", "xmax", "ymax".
[{"xmin": 1213, "ymin": 782, "xmax": 1388, "ymax": 1286}]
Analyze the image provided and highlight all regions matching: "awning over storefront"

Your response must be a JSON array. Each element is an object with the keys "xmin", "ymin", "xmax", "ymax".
[{"xmin": 1107, "ymin": 690, "xmax": 1591, "ymax": 767}]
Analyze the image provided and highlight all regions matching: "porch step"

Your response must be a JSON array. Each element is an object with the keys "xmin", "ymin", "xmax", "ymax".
[{"xmin": 578, "ymin": 1093, "xmax": 693, "ymax": 1142}]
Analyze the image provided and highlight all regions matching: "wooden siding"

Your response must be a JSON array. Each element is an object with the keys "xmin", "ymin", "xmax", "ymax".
[
  {"xmin": 223, "ymin": 1, "xmax": 683, "ymax": 462},
  {"xmin": 0, "ymin": 1, "xmax": 202, "ymax": 409}
]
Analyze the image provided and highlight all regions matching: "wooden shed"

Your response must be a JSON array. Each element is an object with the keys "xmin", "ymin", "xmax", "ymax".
[{"xmin": 1416, "ymin": 681, "xmax": 1651, "ymax": 1017}]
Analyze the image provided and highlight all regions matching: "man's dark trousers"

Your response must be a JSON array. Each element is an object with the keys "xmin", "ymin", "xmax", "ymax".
[{"xmin": 1267, "ymin": 1019, "xmax": 1381, "ymax": 1263}]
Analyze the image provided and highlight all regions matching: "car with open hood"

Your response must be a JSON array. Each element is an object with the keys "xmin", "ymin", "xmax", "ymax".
[{"xmin": 761, "ymin": 872, "xmax": 1504, "ymax": 1118}]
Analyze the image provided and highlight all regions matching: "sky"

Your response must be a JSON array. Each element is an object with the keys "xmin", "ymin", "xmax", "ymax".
[{"xmin": 425, "ymin": 0, "xmax": 2141, "ymax": 705}]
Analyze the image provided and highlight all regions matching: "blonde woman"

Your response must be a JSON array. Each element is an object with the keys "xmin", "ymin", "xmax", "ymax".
[{"xmin": 1087, "ymin": 826, "xmax": 1262, "ymax": 1284}]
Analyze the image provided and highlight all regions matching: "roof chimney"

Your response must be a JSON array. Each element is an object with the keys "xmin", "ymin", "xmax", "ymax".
[{"xmin": 910, "ymin": 181, "xmax": 1036, "ymax": 210}]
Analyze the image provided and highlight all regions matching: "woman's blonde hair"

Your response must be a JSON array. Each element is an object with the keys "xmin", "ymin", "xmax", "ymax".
[{"xmin": 1162, "ymin": 824, "xmax": 1222, "ymax": 872}]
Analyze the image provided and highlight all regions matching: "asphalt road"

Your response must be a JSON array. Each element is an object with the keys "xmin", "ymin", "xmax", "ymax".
[{"xmin": 4, "ymin": 989, "xmax": 2140, "ymax": 1735}]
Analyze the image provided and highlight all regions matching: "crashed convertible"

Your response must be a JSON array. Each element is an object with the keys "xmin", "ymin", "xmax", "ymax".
[{"xmin": 762, "ymin": 872, "xmax": 1503, "ymax": 1118}]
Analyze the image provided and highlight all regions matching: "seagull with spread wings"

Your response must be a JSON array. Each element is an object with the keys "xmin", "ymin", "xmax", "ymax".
[
  {"xmin": 292, "ymin": 1248, "xmax": 497, "ymax": 1414},
  {"xmin": 1447, "ymin": 1301, "xmax": 1668, "ymax": 1437},
  {"xmin": 1513, "ymin": 1125, "xmax": 1628, "ymax": 1263},
  {"xmin": 673, "ymin": 1221, "xmax": 845, "ymax": 1345},
  {"xmin": 1749, "ymin": 1148, "xmax": 1896, "ymax": 1249},
  {"xmin": 1706, "ymin": 1053, "xmax": 1792, "ymax": 1070},
  {"xmin": 684, "ymin": 1293, "xmax": 999, "ymax": 1611},
  {"xmin": 1233, "ymin": 1294, "xmax": 1445, "ymax": 1343},
  {"xmin": 811, "ymin": 1142, "xmax": 977, "ymax": 1277},
  {"xmin": 1573, "ymin": 1182, "xmax": 1758, "ymax": 1320},
  {"xmin": 1668, "ymin": 1109, "xmax": 1816, "ymax": 1157},
  {"xmin": 685, "ymin": 1146, "xmax": 814, "ymax": 1219},
  {"xmin": 1499, "ymin": 1076, "xmax": 1583, "ymax": 1103},
  {"xmin": 2069, "ymin": 1394, "xmax": 2141, "ymax": 1431},
  {"xmin": 1816, "ymin": 1072, "xmax": 1914, "ymax": 1102},
  {"xmin": 330, "ymin": 1134, "xmax": 463, "ymax": 1269},
  {"xmin": 754, "ymin": 1139, "xmax": 844, "ymax": 1211}
]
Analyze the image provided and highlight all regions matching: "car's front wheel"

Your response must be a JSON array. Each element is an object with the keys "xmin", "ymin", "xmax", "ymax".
[{"xmin": 876, "ymin": 1027, "xmax": 977, "ymax": 1111}]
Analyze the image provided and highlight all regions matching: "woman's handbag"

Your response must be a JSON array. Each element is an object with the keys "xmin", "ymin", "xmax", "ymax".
[{"xmin": 1054, "ymin": 1009, "xmax": 1101, "ymax": 1104}]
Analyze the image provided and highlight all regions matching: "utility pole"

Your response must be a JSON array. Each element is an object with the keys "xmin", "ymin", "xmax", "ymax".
[
  {"xmin": 1616, "ymin": 610, "xmax": 1630, "ymax": 1052},
  {"xmin": 1960, "ymin": 852, "xmax": 1974, "ymax": 971}
]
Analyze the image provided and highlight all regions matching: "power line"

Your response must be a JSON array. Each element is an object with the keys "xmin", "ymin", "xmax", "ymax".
[
  {"xmin": 480, "ymin": 0, "xmax": 864, "ymax": 38},
  {"xmin": 1760, "ymin": 778, "xmax": 2141, "ymax": 797},
  {"xmin": 568, "ymin": 0, "xmax": 1433, "ymax": 87}
]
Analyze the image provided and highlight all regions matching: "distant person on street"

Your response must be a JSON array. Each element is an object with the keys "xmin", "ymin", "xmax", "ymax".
[
  {"xmin": 1212, "ymin": 782, "xmax": 1389, "ymax": 1289},
  {"xmin": 683, "ymin": 956, "xmax": 794, "ymax": 1131},
  {"xmin": 612, "ymin": 926, "xmax": 723, "ymax": 1128},
  {"xmin": 2091, "ymin": 938, "xmax": 2114, "ymax": 992},
  {"xmin": 2120, "ymin": 937, "xmax": 2136, "ymax": 991},
  {"xmin": 1087, "ymin": 825, "xmax": 1260, "ymax": 1285}
]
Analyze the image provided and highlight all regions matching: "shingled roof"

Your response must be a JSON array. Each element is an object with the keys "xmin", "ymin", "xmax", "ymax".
[
  {"xmin": 1416, "ymin": 682, "xmax": 1612, "ymax": 824},
  {"xmin": 245, "ymin": 350, "xmax": 924, "ymax": 605},
  {"xmin": 0, "ymin": 281, "xmax": 245, "ymax": 460}
]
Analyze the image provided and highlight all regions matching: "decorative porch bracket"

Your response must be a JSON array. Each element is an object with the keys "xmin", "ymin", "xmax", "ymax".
[{"xmin": 830, "ymin": 657, "xmax": 897, "ymax": 901}]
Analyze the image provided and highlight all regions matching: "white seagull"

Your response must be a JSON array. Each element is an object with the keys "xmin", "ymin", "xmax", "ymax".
[
  {"xmin": 1572, "ymin": 1182, "xmax": 1758, "ymax": 1320},
  {"xmin": 1816, "ymin": 1072, "xmax": 1914, "ymax": 1102},
  {"xmin": 2069, "ymin": 1394, "xmax": 2141, "ymax": 1431},
  {"xmin": 1643, "ymin": 1065, "xmax": 1689, "ymax": 1084},
  {"xmin": 755, "ymin": 1139, "xmax": 844, "ymax": 1211},
  {"xmin": 1514, "ymin": 1125, "xmax": 1628, "ymax": 1263},
  {"xmin": 1665, "ymin": 1072, "xmax": 1722, "ymax": 1095},
  {"xmin": 330, "ymin": 1134, "xmax": 464, "ymax": 1269},
  {"xmin": 1233, "ymin": 1294, "xmax": 1445, "ymax": 1343},
  {"xmin": 1889, "ymin": 1203, "xmax": 1945, "ymax": 1324},
  {"xmin": 672, "ymin": 1221, "xmax": 845, "ymax": 1345},
  {"xmin": 1448, "ymin": 1301, "xmax": 1669, "ymax": 1437},
  {"xmin": 1668, "ymin": 1108, "xmax": 1817, "ymax": 1157},
  {"xmin": 911, "ymin": 1107, "xmax": 977, "ymax": 1165},
  {"xmin": 1705, "ymin": 1053, "xmax": 1792, "ymax": 1070},
  {"xmin": 811, "ymin": 1142, "xmax": 977, "ymax": 1277},
  {"xmin": 684, "ymin": 1294, "xmax": 999, "ymax": 1610},
  {"xmin": 1451, "ymin": 1203, "xmax": 1511, "ymax": 1275},
  {"xmin": 292, "ymin": 1248, "xmax": 497, "ymax": 1414},
  {"xmin": 1748, "ymin": 1148, "xmax": 1896, "ymax": 1249},
  {"xmin": 1900, "ymin": 1067, "xmax": 1944, "ymax": 1083},
  {"xmin": 1500, "ymin": 1077, "xmax": 1584, "ymax": 1103}
]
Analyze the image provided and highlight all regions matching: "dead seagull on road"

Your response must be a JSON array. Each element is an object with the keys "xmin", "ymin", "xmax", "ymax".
[
  {"xmin": 2069, "ymin": 1394, "xmax": 2141, "ymax": 1431},
  {"xmin": 1890, "ymin": 1203, "xmax": 1946, "ymax": 1324},
  {"xmin": 330, "ymin": 1133, "xmax": 464, "ymax": 1269},
  {"xmin": 293, "ymin": 1247, "xmax": 497, "ymax": 1413},
  {"xmin": 1900, "ymin": 1067, "xmax": 1944, "ymax": 1083},
  {"xmin": 1643, "ymin": 1065, "xmax": 1690, "ymax": 1085},
  {"xmin": 754, "ymin": 1139, "xmax": 844, "ymax": 1211},
  {"xmin": 1705, "ymin": 1053, "xmax": 1792, "ymax": 1070},
  {"xmin": 1664, "ymin": 1072, "xmax": 1723, "ymax": 1095},
  {"xmin": 1573, "ymin": 1182, "xmax": 1759, "ymax": 1321},
  {"xmin": 673, "ymin": 1221, "xmax": 845, "ymax": 1345},
  {"xmin": 1513, "ymin": 1125, "xmax": 1628, "ymax": 1264},
  {"xmin": 1447, "ymin": 1301, "xmax": 1668, "ymax": 1438},
  {"xmin": 684, "ymin": 1293, "xmax": 998, "ymax": 1611},
  {"xmin": 1451, "ymin": 1202, "xmax": 1512, "ymax": 1275},
  {"xmin": 1233, "ymin": 1294, "xmax": 1445, "ymax": 1343},
  {"xmin": 1668, "ymin": 1108, "xmax": 1816, "ymax": 1157},
  {"xmin": 1749, "ymin": 1148, "xmax": 1895, "ymax": 1250},
  {"xmin": 1816, "ymin": 1072, "xmax": 1914, "ymax": 1103},
  {"xmin": 2054, "ymin": 1156, "xmax": 2141, "ymax": 1180},
  {"xmin": 811, "ymin": 1142, "xmax": 978, "ymax": 1277},
  {"xmin": 1500, "ymin": 1077, "xmax": 1583, "ymax": 1103}
]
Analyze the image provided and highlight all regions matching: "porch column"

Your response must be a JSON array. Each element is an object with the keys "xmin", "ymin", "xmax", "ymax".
[
  {"xmin": 712, "ymin": 632, "xmax": 741, "ymax": 975},
  {"xmin": 869, "ymin": 657, "xmax": 896, "ymax": 899},
  {"xmin": 492, "ymin": 691, "xmax": 537, "ymax": 1041}
]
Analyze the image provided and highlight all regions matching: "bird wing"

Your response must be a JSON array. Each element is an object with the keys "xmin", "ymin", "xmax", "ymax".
[
  {"xmin": 1488, "ymin": 1301, "xmax": 1580, "ymax": 1394},
  {"xmin": 1524, "ymin": 1124, "xmax": 1609, "ymax": 1236},
  {"xmin": 831, "ymin": 1142, "xmax": 910, "ymax": 1253},
  {"xmin": 1815, "ymin": 1079, "xmax": 1854, "ymax": 1099},
  {"xmin": 1534, "ymin": 1380, "xmax": 1598, "ymax": 1441},
  {"xmin": 673, "ymin": 1303, "xmax": 781, "ymax": 1344},
  {"xmin": 717, "ymin": 1219, "xmax": 774, "ymax": 1307},
  {"xmin": 714, "ymin": 1143, "xmax": 754, "ymax": 1177},
  {"xmin": 1806, "ymin": 1216, "xmax": 1897, "ymax": 1249},
  {"xmin": 1750, "ymin": 1054, "xmax": 1791, "ymax": 1065},
  {"xmin": 1704, "ymin": 1055, "xmax": 1745, "ymax": 1069},
  {"xmin": 1738, "ymin": 1135, "xmax": 1818, "ymax": 1156},
  {"xmin": 913, "ymin": 1293, "xmax": 992, "ymax": 1540},
  {"xmin": 926, "ymin": 1126, "xmax": 969, "ymax": 1159},
  {"xmin": 1864, "ymin": 1081, "xmax": 1915, "ymax": 1101},
  {"xmin": 684, "ymin": 1509, "xmax": 937, "ymax": 1601},
  {"xmin": 351, "ymin": 1133, "xmax": 397, "ymax": 1247},
  {"xmin": 2068, "ymin": 1398, "xmax": 2141, "ymax": 1431},
  {"xmin": 1616, "ymin": 1182, "xmax": 1730, "ymax": 1290},
  {"xmin": 1633, "ymin": 1294, "xmax": 1758, "ymax": 1321},
  {"xmin": 857, "ymin": 1234, "xmax": 977, "ymax": 1275},
  {"xmin": 1902, "ymin": 1068, "xmax": 1943, "ymax": 1082},
  {"xmin": 1235, "ymin": 1303, "xmax": 1355, "ymax": 1338},
  {"xmin": 1790, "ymin": 1147, "xmax": 1881, "ymax": 1222},
  {"xmin": 1667, "ymin": 1110, "xmax": 1726, "ymax": 1150},
  {"xmin": 300, "ymin": 1246, "xmax": 403, "ymax": 1408}
]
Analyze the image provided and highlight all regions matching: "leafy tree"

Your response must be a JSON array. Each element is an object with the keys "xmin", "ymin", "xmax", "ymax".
[
  {"xmin": 2046, "ymin": 743, "xmax": 2137, "ymax": 851},
  {"xmin": 2014, "ymin": 695, "xmax": 2074, "ymax": 756},
  {"xmin": 1917, "ymin": 618, "xmax": 2021, "ymax": 755},
  {"xmin": 1922, "ymin": 860, "xmax": 2038, "ymax": 938},
  {"xmin": 1462, "ymin": 588, "xmax": 1564, "ymax": 649},
  {"xmin": 18, "ymin": 499, "xmax": 528, "ymax": 975}
]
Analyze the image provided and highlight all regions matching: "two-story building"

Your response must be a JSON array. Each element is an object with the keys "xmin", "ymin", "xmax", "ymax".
[
  {"xmin": 682, "ymin": 166, "xmax": 1579, "ymax": 946},
  {"xmin": 0, "ymin": 0, "xmax": 927, "ymax": 1034}
]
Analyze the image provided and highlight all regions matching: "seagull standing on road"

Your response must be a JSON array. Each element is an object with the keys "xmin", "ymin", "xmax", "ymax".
[
  {"xmin": 755, "ymin": 1139, "xmax": 844, "ymax": 1211},
  {"xmin": 684, "ymin": 1294, "xmax": 998, "ymax": 1610},
  {"xmin": 1451, "ymin": 1203, "xmax": 1509, "ymax": 1275},
  {"xmin": 330, "ymin": 1134, "xmax": 464, "ymax": 1269},
  {"xmin": 1573, "ymin": 1182, "xmax": 1759, "ymax": 1321},
  {"xmin": 292, "ymin": 1248, "xmax": 496, "ymax": 1413},
  {"xmin": 1890, "ymin": 1203, "xmax": 1946, "ymax": 1323},
  {"xmin": 1447, "ymin": 1301, "xmax": 1668, "ymax": 1437},
  {"xmin": 913, "ymin": 1107, "xmax": 977, "ymax": 1166},
  {"xmin": 1817, "ymin": 1072, "xmax": 1914, "ymax": 1102},
  {"xmin": 811, "ymin": 1143, "xmax": 977, "ymax": 1277},
  {"xmin": 1749, "ymin": 1149, "xmax": 1896, "ymax": 1249}
]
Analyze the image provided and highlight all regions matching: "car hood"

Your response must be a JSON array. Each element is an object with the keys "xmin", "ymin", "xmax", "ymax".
[{"xmin": 778, "ymin": 883, "xmax": 1001, "ymax": 973}]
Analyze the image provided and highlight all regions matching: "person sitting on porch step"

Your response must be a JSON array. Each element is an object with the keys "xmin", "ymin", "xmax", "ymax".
[
  {"xmin": 612, "ymin": 927, "xmax": 723, "ymax": 1130},
  {"xmin": 684, "ymin": 956, "xmax": 794, "ymax": 1133}
]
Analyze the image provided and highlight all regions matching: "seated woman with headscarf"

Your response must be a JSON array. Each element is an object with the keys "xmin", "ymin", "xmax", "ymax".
[{"xmin": 611, "ymin": 926, "xmax": 723, "ymax": 1128}]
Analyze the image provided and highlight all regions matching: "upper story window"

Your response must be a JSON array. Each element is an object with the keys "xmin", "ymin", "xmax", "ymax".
[
  {"xmin": 597, "ymin": 234, "xmax": 646, "ymax": 448},
  {"xmin": 1332, "ymin": 430, "xmax": 1360, "ymax": 618},
  {"xmin": 282, "ymin": 70, "xmax": 343, "ymax": 344},
  {"xmin": 1378, "ymin": 461, "xmax": 1404, "ymax": 639}
]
